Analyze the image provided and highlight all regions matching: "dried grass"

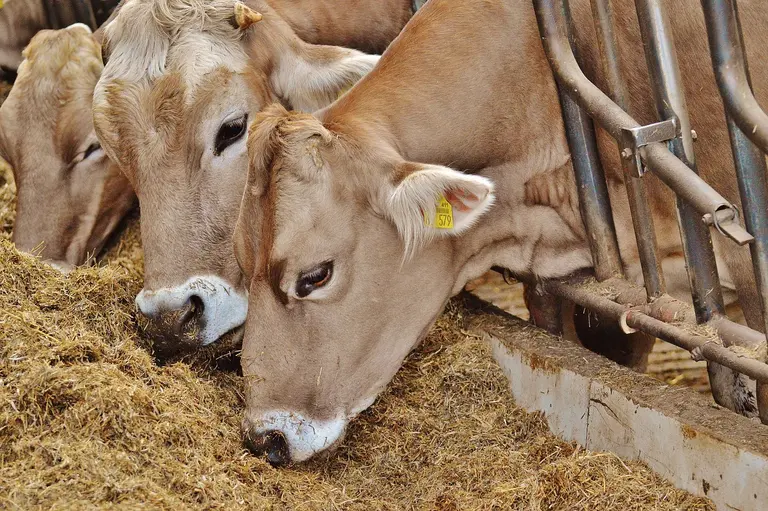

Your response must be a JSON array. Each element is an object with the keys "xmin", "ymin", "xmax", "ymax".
[{"xmin": 0, "ymin": 85, "xmax": 712, "ymax": 509}]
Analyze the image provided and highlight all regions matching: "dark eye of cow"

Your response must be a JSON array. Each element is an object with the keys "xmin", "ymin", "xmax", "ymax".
[
  {"xmin": 296, "ymin": 261, "xmax": 334, "ymax": 298},
  {"xmin": 83, "ymin": 142, "xmax": 102, "ymax": 160},
  {"xmin": 214, "ymin": 114, "xmax": 248, "ymax": 156}
]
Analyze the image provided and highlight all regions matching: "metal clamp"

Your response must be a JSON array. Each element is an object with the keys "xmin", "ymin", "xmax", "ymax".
[
  {"xmin": 703, "ymin": 206, "xmax": 754, "ymax": 246},
  {"xmin": 620, "ymin": 117, "xmax": 680, "ymax": 177}
]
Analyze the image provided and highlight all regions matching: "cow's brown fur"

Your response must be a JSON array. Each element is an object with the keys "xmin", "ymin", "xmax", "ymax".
[{"xmin": 235, "ymin": 0, "xmax": 768, "ymax": 462}]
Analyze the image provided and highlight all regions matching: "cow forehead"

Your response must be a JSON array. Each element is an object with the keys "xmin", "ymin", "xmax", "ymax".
[{"xmin": 102, "ymin": 0, "xmax": 248, "ymax": 89}]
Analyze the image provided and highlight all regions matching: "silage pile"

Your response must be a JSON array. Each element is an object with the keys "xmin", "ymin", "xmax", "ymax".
[{"xmin": 0, "ymin": 106, "xmax": 712, "ymax": 509}]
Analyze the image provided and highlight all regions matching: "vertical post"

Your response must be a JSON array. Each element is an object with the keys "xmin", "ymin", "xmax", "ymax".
[
  {"xmin": 590, "ymin": 0, "xmax": 666, "ymax": 299},
  {"xmin": 635, "ymin": 0, "xmax": 755, "ymax": 415},
  {"xmin": 702, "ymin": 0, "xmax": 768, "ymax": 423},
  {"xmin": 554, "ymin": 0, "xmax": 623, "ymax": 282}
]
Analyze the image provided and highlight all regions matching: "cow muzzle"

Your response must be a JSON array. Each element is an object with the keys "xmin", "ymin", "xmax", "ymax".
[
  {"xmin": 135, "ymin": 275, "xmax": 248, "ymax": 357},
  {"xmin": 242, "ymin": 411, "xmax": 347, "ymax": 466}
]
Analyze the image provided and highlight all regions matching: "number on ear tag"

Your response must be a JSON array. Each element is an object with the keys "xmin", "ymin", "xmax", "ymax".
[{"xmin": 423, "ymin": 195, "xmax": 454, "ymax": 229}]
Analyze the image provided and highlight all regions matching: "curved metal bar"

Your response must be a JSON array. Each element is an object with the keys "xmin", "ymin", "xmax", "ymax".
[
  {"xmin": 555, "ymin": 0, "xmax": 623, "ymax": 281},
  {"xmin": 702, "ymin": 0, "xmax": 768, "ymax": 423},
  {"xmin": 702, "ymin": 0, "xmax": 768, "ymax": 156},
  {"xmin": 532, "ymin": 0, "xmax": 753, "ymax": 246}
]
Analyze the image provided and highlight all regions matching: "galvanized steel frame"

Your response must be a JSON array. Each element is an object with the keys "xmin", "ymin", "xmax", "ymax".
[{"xmin": 530, "ymin": 0, "xmax": 768, "ymax": 422}]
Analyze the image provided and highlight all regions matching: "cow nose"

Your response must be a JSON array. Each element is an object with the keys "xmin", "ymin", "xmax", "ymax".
[
  {"xmin": 136, "ymin": 292, "xmax": 205, "ymax": 358},
  {"xmin": 133, "ymin": 276, "xmax": 249, "ymax": 355},
  {"xmin": 244, "ymin": 430, "xmax": 291, "ymax": 467}
]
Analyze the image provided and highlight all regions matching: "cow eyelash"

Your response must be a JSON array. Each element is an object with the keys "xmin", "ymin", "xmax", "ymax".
[
  {"xmin": 83, "ymin": 142, "xmax": 102, "ymax": 160},
  {"xmin": 214, "ymin": 114, "xmax": 248, "ymax": 156},
  {"xmin": 296, "ymin": 261, "xmax": 334, "ymax": 298}
]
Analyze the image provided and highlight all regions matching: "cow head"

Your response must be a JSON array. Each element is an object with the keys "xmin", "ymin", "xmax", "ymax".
[
  {"xmin": 235, "ymin": 105, "xmax": 495, "ymax": 465},
  {"xmin": 0, "ymin": 24, "xmax": 135, "ymax": 270},
  {"xmin": 92, "ymin": 0, "xmax": 379, "ymax": 357}
]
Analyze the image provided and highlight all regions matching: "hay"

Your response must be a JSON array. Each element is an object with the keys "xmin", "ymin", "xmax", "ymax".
[{"xmin": 0, "ymin": 86, "xmax": 712, "ymax": 509}]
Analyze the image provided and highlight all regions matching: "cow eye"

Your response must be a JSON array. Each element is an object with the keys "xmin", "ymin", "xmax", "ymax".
[
  {"xmin": 83, "ymin": 142, "xmax": 102, "ymax": 160},
  {"xmin": 214, "ymin": 114, "xmax": 248, "ymax": 155},
  {"xmin": 296, "ymin": 261, "xmax": 334, "ymax": 298}
]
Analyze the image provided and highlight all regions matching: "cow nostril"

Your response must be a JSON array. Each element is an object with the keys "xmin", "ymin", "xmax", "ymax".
[
  {"xmin": 176, "ymin": 294, "xmax": 204, "ymax": 330},
  {"xmin": 244, "ymin": 429, "xmax": 291, "ymax": 467}
]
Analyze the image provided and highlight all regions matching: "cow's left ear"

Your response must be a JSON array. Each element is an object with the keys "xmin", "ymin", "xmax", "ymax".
[
  {"xmin": 271, "ymin": 43, "xmax": 379, "ymax": 112},
  {"xmin": 383, "ymin": 162, "xmax": 495, "ymax": 255}
]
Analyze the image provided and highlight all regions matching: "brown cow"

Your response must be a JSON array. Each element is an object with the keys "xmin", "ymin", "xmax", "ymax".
[
  {"xmin": 234, "ymin": 0, "xmax": 766, "ymax": 464},
  {"xmin": 0, "ymin": 24, "xmax": 135, "ymax": 270},
  {"xmin": 93, "ymin": 0, "xmax": 415, "ymax": 357}
]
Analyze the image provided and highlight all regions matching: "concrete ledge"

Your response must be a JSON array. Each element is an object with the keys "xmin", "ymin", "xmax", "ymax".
[{"xmin": 459, "ymin": 295, "xmax": 768, "ymax": 511}]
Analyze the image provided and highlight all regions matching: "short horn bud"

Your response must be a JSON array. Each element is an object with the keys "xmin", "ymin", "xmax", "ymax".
[{"xmin": 232, "ymin": 2, "xmax": 263, "ymax": 31}]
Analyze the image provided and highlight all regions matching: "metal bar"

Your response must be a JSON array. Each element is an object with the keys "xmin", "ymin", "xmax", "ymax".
[
  {"xmin": 634, "ymin": 0, "xmax": 755, "ymax": 415},
  {"xmin": 590, "ymin": 0, "xmax": 665, "ymax": 298},
  {"xmin": 701, "ymin": 0, "xmax": 768, "ymax": 156},
  {"xmin": 556, "ymin": 1, "xmax": 622, "ymax": 281},
  {"xmin": 546, "ymin": 280, "xmax": 768, "ymax": 383},
  {"xmin": 702, "ymin": 0, "xmax": 768, "ymax": 423},
  {"xmin": 532, "ymin": 0, "xmax": 753, "ymax": 246},
  {"xmin": 634, "ymin": 0, "xmax": 725, "ymax": 323}
]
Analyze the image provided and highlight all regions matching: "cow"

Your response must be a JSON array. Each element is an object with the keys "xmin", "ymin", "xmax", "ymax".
[
  {"xmin": 92, "ymin": 0, "xmax": 417, "ymax": 358},
  {"xmin": 0, "ymin": 0, "xmax": 120, "ymax": 77},
  {"xmin": 0, "ymin": 24, "xmax": 135, "ymax": 271},
  {"xmin": 233, "ymin": 0, "xmax": 768, "ymax": 465}
]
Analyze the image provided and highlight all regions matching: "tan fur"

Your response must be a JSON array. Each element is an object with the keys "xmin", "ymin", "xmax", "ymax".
[
  {"xmin": 235, "ymin": 0, "xmax": 768, "ymax": 462},
  {"xmin": 0, "ymin": 26, "xmax": 135, "ymax": 267}
]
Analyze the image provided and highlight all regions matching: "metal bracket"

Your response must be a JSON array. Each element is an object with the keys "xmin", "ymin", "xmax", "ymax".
[{"xmin": 620, "ymin": 117, "xmax": 680, "ymax": 177}]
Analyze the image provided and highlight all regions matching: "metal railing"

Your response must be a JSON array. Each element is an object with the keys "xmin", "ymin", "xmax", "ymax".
[{"xmin": 529, "ymin": 0, "xmax": 768, "ymax": 423}]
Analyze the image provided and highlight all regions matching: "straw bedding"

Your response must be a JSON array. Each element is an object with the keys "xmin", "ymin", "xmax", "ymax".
[{"xmin": 0, "ymin": 83, "xmax": 712, "ymax": 509}]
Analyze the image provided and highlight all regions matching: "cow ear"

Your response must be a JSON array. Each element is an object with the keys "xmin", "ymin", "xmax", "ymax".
[
  {"xmin": 272, "ymin": 44, "xmax": 379, "ymax": 112},
  {"xmin": 383, "ymin": 162, "xmax": 495, "ymax": 256}
]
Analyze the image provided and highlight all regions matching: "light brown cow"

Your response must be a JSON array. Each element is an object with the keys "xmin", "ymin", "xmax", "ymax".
[
  {"xmin": 234, "ymin": 0, "xmax": 768, "ymax": 464},
  {"xmin": 0, "ymin": 24, "xmax": 135, "ymax": 270},
  {"xmin": 93, "ymin": 0, "xmax": 415, "ymax": 357}
]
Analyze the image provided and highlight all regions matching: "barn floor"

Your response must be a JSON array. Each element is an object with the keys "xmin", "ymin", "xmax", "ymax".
[{"xmin": 0, "ymin": 81, "xmax": 713, "ymax": 509}]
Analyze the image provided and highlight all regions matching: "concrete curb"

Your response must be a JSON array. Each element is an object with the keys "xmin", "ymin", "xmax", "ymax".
[{"xmin": 461, "ymin": 295, "xmax": 768, "ymax": 511}]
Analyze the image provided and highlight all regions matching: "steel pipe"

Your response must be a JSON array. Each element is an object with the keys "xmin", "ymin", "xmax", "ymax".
[
  {"xmin": 701, "ymin": 0, "xmax": 768, "ymax": 156},
  {"xmin": 634, "ymin": 0, "xmax": 725, "ymax": 323},
  {"xmin": 590, "ymin": 0, "xmax": 665, "ymax": 298},
  {"xmin": 702, "ymin": 0, "xmax": 768, "ymax": 423},
  {"xmin": 532, "ymin": 0, "xmax": 753, "ymax": 246},
  {"xmin": 546, "ymin": 280, "xmax": 768, "ymax": 384}
]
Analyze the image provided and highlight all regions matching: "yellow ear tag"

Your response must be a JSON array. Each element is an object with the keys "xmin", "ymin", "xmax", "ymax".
[
  {"xmin": 0, "ymin": 1, "xmax": 4, "ymax": 10},
  {"xmin": 424, "ymin": 195, "xmax": 454, "ymax": 229}
]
